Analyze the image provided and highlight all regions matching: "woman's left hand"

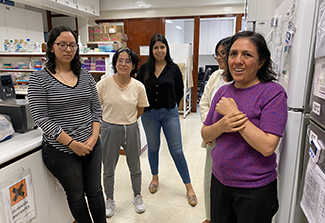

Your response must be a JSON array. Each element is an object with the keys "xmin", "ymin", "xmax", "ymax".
[
  {"xmin": 216, "ymin": 97, "xmax": 240, "ymax": 116},
  {"xmin": 84, "ymin": 135, "xmax": 97, "ymax": 148}
]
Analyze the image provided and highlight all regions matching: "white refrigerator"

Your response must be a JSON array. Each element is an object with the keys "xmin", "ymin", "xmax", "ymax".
[{"xmin": 268, "ymin": 0, "xmax": 319, "ymax": 223}]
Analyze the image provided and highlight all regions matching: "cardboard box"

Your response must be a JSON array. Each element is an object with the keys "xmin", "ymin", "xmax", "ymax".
[
  {"xmin": 94, "ymin": 25, "xmax": 101, "ymax": 34},
  {"xmin": 116, "ymin": 25, "xmax": 124, "ymax": 33},
  {"xmin": 110, "ymin": 33, "xmax": 127, "ymax": 42},
  {"xmin": 102, "ymin": 33, "xmax": 110, "ymax": 41},
  {"xmin": 112, "ymin": 43, "xmax": 120, "ymax": 51},
  {"xmin": 88, "ymin": 33, "xmax": 95, "ymax": 42},
  {"xmin": 94, "ymin": 34, "xmax": 102, "ymax": 42},
  {"xmin": 108, "ymin": 25, "xmax": 116, "ymax": 33}
]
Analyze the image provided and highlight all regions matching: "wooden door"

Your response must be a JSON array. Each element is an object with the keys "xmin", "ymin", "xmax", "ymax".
[{"xmin": 124, "ymin": 18, "xmax": 165, "ymax": 67}]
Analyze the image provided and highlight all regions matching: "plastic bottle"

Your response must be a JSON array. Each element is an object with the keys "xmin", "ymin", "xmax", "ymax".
[
  {"xmin": 34, "ymin": 42, "xmax": 41, "ymax": 52},
  {"xmin": 9, "ymin": 40, "xmax": 15, "ymax": 53},
  {"xmin": 19, "ymin": 39, "xmax": 26, "ymax": 52},
  {"xmin": 26, "ymin": 39, "xmax": 33, "ymax": 52},
  {"xmin": 14, "ymin": 39, "xmax": 20, "ymax": 52},
  {"xmin": 105, "ymin": 42, "xmax": 113, "ymax": 52},
  {"xmin": 4, "ymin": 39, "xmax": 9, "ymax": 52},
  {"xmin": 41, "ymin": 42, "xmax": 46, "ymax": 52}
]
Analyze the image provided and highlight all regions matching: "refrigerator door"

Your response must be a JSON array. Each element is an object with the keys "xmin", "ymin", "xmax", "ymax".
[
  {"xmin": 311, "ymin": 57, "xmax": 325, "ymax": 128},
  {"xmin": 274, "ymin": 0, "xmax": 317, "ymax": 110},
  {"xmin": 276, "ymin": 111, "xmax": 309, "ymax": 223}
]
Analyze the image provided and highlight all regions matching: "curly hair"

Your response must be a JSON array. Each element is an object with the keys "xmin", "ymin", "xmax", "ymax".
[
  {"xmin": 224, "ymin": 31, "xmax": 277, "ymax": 83},
  {"xmin": 112, "ymin": 47, "xmax": 140, "ymax": 77},
  {"xmin": 45, "ymin": 25, "xmax": 82, "ymax": 76}
]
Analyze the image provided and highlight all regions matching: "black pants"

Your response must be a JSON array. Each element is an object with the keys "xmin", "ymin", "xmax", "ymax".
[{"xmin": 210, "ymin": 174, "xmax": 278, "ymax": 223}]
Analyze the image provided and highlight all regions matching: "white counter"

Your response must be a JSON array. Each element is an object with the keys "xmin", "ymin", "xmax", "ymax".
[{"xmin": 0, "ymin": 128, "xmax": 42, "ymax": 165}]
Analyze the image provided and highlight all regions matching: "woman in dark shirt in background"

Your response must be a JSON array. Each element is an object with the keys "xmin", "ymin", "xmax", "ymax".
[{"xmin": 136, "ymin": 33, "xmax": 197, "ymax": 206}]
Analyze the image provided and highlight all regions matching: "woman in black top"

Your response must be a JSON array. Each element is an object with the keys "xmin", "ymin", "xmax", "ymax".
[{"xmin": 136, "ymin": 33, "xmax": 197, "ymax": 206}]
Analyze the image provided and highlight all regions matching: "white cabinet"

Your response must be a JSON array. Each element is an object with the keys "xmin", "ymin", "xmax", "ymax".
[
  {"xmin": 0, "ymin": 5, "xmax": 8, "ymax": 52},
  {"xmin": 4, "ymin": 6, "xmax": 27, "ymax": 42},
  {"xmin": 25, "ymin": 10, "xmax": 44, "ymax": 45},
  {"xmin": 199, "ymin": 18, "xmax": 235, "ymax": 55},
  {"xmin": 0, "ymin": 4, "xmax": 44, "ymax": 51},
  {"xmin": 92, "ymin": 0, "xmax": 100, "ymax": 16}
]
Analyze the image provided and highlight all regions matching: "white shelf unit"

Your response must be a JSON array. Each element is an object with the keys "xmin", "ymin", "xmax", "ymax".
[{"xmin": 0, "ymin": 52, "xmax": 112, "ymax": 86}]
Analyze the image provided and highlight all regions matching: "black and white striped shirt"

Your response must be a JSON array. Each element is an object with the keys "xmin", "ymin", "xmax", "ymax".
[{"xmin": 28, "ymin": 68, "xmax": 102, "ymax": 153}]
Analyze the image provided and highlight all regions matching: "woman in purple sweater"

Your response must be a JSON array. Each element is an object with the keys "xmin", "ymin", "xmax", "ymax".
[{"xmin": 201, "ymin": 31, "xmax": 288, "ymax": 223}]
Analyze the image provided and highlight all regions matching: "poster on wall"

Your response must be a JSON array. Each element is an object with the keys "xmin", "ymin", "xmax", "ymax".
[{"xmin": 0, "ymin": 168, "xmax": 36, "ymax": 223}]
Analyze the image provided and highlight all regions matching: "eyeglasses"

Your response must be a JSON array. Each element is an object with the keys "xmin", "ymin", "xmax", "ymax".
[
  {"xmin": 212, "ymin": 52, "xmax": 226, "ymax": 60},
  {"xmin": 117, "ymin": 59, "xmax": 132, "ymax": 64},
  {"xmin": 54, "ymin": 42, "xmax": 79, "ymax": 51}
]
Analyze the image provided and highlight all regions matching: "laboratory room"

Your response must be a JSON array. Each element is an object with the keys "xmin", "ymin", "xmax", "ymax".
[{"xmin": 0, "ymin": 0, "xmax": 323, "ymax": 222}]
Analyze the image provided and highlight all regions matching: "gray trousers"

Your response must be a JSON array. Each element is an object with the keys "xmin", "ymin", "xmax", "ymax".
[{"xmin": 101, "ymin": 121, "xmax": 142, "ymax": 199}]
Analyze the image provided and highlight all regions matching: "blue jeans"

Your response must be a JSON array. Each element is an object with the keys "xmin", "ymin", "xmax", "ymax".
[
  {"xmin": 42, "ymin": 139, "xmax": 106, "ymax": 223},
  {"xmin": 141, "ymin": 106, "xmax": 191, "ymax": 184}
]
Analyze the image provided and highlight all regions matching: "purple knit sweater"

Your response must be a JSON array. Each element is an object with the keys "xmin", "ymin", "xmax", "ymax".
[{"xmin": 204, "ymin": 82, "xmax": 287, "ymax": 188}]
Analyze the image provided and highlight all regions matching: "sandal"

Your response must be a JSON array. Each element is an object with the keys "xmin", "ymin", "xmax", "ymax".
[
  {"xmin": 187, "ymin": 194, "xmax": 197, "ymax": 206},
  {"xmin": 149, "ymin": 183, "xmax": 158, "ymax": 194}
]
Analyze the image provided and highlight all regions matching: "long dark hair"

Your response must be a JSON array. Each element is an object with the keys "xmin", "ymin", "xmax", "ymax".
[
  {"xmin": 224, "ymin": 31, "xmax": 277, "ymax": 82},
  {"xmin": 144, "ymin": 33, "xmax": 173, "ymax": 88},
  {"xmin": 45, "ymin": 25, "xmax": 82, "ymax": 76},
  {"xmin": 112, "ymin": 47, "xmax": 139, "ymax": 77}
]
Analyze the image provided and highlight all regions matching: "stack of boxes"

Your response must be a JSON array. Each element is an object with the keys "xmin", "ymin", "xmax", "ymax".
[
  {"xmin": 83, "ymin": 58, "xmax": 105, "ymax": 72},
  {"xmin": 88, "ymin": 23, "xmax": 127, "ymax": 49}
]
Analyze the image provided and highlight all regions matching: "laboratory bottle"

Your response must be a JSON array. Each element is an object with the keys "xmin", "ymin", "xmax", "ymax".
[
  {"xmin": 9, "ymin": 40, "xmax": 15, "ymax": 52},
  {"xmin": 26, "ymin": 39, "xmax": 33, "ymax": 52},
  {"xmin": 19, "ymin": 39, "xmax": 26, "ymax": 52},
  {"xmin": 4, "ymin": 39, "xmax": 9, "ymax": 52},
  {"xmin": 41, "ymin": 42, "xmax": 46, "ymax": 52},
  {"xmin": 34, "ymin": 42, "xmax": 41, "ymax": 52},
  {"xmin": 14, "ymin": 39, "xmax": 20, "ymax": 52}
]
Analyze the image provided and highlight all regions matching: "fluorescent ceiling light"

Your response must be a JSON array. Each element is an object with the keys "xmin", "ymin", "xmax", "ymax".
[
  {"xmin": 175, "ymin": 26, "xmax": 183, "ymax": 30},
  {"xmin": 166, "ymin": 19, "xmax": 173, "ymax": 24}
]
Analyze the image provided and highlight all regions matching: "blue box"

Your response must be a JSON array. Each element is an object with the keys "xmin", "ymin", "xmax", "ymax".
[{"xmin": 3, "ymin": 0, "xmax": 15, "ymax": 6}]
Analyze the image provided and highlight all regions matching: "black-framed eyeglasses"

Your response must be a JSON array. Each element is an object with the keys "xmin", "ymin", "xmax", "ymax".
[
  {"xmin": 212, "ymin": 52, "xmax": 226, "ymax": 60},
  {"xmin": 54, "ymin": 42, "xmax": 79, "ymax": 51}
]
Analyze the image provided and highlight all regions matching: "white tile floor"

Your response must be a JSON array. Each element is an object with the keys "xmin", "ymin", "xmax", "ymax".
[{"xmin": 105, "ymin": 109, "xmax": 206, "ymax": 222}]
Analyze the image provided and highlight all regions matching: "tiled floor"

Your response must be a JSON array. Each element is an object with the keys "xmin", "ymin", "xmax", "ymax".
[{"xmin": 105, "ymin": 109, "xmax": 206, "ymax": 222}]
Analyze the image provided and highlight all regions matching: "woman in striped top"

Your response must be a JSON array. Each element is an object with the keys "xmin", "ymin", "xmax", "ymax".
[{"xmin": 28, "ymin": 25, "xmax": 106, "ymax": 223}]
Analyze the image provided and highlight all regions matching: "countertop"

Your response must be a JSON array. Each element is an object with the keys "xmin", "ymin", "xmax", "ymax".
[{"xmin": 0, "ymin": 128, "xmax": 42, "ymax": 165}]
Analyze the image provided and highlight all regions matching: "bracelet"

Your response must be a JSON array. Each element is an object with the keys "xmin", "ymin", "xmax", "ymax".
[{"xmin": 67, "ymin": 139, "xmax": 74, "ymax": 147}]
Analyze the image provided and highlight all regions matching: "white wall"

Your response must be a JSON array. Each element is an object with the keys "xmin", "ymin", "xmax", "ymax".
[{"xmin": 97, "ymin": 5, "xmax": 244, "ymax": 20}]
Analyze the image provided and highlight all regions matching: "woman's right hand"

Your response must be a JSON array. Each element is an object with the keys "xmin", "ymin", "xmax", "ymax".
[{"xmin": 69, "ymin": 141, "xmax": 93, "ymax": 156}]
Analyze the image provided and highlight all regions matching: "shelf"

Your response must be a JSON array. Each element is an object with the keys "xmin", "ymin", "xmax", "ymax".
[
  {"xmin": 0, "ymin": 52, "xmax": 110, "ymax": 57},
  {"xmin": 15, "ymin": 90, "xmax": 28, "ymax": 95},
  {"xmin": 89, "ymin": 71, "xmax": 106, "ymax": 74},
  {"xmin": 0, "ymin": 52, "xmax": 46, "ymax": 57},
  {"xmin": 0, "ymin": 69, "xmax": 37, "ymax": 72}
]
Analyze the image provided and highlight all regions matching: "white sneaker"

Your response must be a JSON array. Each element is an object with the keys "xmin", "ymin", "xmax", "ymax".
[
  {"xmin": 105, "ymin": 198, "xmax": 115, "ymax": 217},
  {"xmin": 133, "ymin": 194, "xmax": 146, "ymax": 214}
]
